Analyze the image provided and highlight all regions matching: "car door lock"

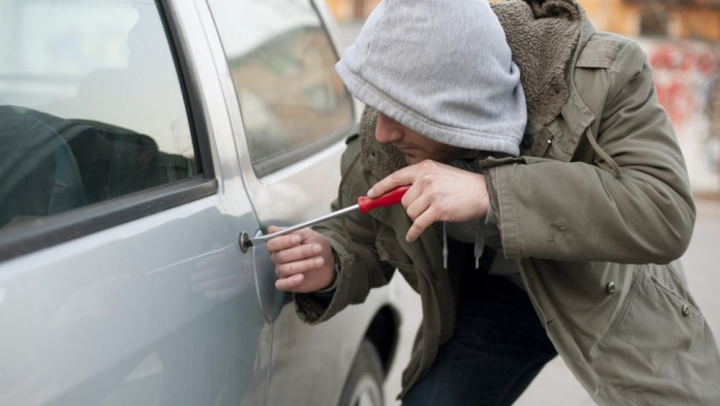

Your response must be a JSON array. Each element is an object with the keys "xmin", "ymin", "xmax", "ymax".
[{"xmin": 239, "ymin": 231, "xmax": 251, "ymax": 253}]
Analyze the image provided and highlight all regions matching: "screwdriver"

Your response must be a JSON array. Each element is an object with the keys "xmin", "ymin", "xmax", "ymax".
[{"xmin": 244, "ymin": 185, "xmax": 410, "ymax": 248}]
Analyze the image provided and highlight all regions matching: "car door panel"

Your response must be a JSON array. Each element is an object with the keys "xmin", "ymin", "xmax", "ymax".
[
  {"xmin": 195, "ymin": 1, "xmax": 399, "ymax": 405},
  {"xmin": 0, "ymin": 0, "xmax": 272, "ymax": 405},
  {"xmin": 0, "ymin": 197, "xmax": 270, "ymax": 406}
]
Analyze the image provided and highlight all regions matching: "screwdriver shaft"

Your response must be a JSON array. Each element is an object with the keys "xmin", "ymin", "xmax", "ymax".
[{"xmin": 248, "ymin": 203, "xmax": 360, "ymax": 246}]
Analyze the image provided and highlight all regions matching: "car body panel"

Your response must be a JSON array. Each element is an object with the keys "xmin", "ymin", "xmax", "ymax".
[
  {"xmin": 190, "ymin": 1, "xmax": 399, "ymax": 404},
  {"xmin": 0, "ymin": 196, "xmax": 270, "ymax": 406},
  {"xmin": 0, "ymin": 1, "xmax": 404, "ymax": 405}
]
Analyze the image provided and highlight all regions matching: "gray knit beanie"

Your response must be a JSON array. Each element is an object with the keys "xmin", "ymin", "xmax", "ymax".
[{"xmin": 336, "ymin": 0, "xmax": 526, "ymax": 156}]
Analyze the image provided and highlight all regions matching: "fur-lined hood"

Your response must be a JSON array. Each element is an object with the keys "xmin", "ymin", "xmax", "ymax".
[{"xmin": 359, "ymin": 0, "xmax": 589, "ymax": 181}]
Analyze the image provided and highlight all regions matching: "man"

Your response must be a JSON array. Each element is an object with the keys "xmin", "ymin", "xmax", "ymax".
[{"xmin": 268, "ymin": 0, "xmax": 720, "ymax": 404}]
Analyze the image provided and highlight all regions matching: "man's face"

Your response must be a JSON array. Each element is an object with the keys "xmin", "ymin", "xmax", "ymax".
[{"xmin": 375, "ymin": 112, "xmax": 477, "ymax": 165}]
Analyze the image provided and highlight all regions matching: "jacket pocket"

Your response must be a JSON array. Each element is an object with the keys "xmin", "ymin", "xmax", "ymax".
[{"xmin": 609, "ymin": 266, "xmax": 704, "ymax": 387}]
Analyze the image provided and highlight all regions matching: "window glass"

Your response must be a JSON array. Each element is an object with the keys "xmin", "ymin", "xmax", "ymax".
[
  {"xmin": 0, "ymin": 0, "xmax": 197, "ymax": 231},
  {"xmin": 207, "ymin": 0, "xmax": 354, "ymax": 176}
]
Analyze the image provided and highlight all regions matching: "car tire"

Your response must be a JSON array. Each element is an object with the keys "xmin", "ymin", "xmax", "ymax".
[{"xmin": 337, "ymin": 339, "xmax": 385, "ymax": 406}]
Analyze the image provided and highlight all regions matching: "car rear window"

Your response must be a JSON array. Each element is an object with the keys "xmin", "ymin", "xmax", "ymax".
[{"xmin": 206, "ymin": 0, "xmax": 355, "ymax": 177}]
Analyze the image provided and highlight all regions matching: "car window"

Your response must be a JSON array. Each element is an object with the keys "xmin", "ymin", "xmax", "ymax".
[
  {"xmin": 0, "ymin": 0, "xmax": 197, "ymax": 231},
  {"xmin": 206, "ymin": 0, "xmax": 355, "ymax": 177}
]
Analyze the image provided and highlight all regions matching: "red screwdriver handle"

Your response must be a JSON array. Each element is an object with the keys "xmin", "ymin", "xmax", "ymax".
[{"xmin": 357, "ymin": 185, "xmax": 410, "ymax": 214}]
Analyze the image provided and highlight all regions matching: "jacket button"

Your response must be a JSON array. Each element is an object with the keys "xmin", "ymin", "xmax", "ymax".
[
  {"xmin": 433, "ymin": 270, "xmax": 446, "ymax": 281},
  {"xmin": 681, "ymin": 304, "xmax": 690, "ymax": 317},
  {"xmin": 606, "ymin": 282, "xmax": 616, "ymax": 295}
]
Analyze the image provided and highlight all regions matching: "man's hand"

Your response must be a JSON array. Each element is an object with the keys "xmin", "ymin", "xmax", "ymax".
[
  {"xmin": 267, "ymin": 226, "xmax": 336, "ymax": 293},
  {"xmin": 367, "ymin": 160, "xmax": 489, "ymax": 242}
]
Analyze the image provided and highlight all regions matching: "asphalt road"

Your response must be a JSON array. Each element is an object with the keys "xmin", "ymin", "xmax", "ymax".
[{"xmin": 383, "ymin": 200, "xmax": 720, "ymax": 405}]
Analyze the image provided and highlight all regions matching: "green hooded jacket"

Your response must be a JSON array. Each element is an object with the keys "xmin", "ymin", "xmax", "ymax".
[{"xmin": 295, "ymin": 0, "xmax": 720, "ymax": 404}]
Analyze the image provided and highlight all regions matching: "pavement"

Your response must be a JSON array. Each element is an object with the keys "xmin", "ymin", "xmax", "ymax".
[{"xmin": 383, "ymin": 200, "xmax": 720, "ymax": 405}]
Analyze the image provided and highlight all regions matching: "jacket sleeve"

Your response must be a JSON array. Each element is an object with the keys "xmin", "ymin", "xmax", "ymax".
[
  {"xmin": 294, "ymin": 137, "xmax": 395, "ymax": 324},
  {"xmin": 487, "ymin": 41, "xmax": 696, "ymax": 264}
]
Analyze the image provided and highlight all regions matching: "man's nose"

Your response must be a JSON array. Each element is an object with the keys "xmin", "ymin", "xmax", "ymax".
[{"xmin": 375, "ymin": 112, "xmax": 403, "ymax": 143}]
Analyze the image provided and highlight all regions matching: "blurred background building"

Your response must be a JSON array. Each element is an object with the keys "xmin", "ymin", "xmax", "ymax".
[{"xmin": 326, "ymin": 0, "xmax": 720, "ymax": 197}]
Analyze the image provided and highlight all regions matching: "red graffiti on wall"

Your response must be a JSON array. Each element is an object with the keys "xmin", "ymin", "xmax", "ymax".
[
  {"xmin": 649, "ymin": 45, "xmax": 716, "ymax": 75},
  {"xmin": 654, "ymin": 81, "xmax": 695, "ymax": 126},
  {"xmin": 646, "ymin": 42, "xmax": 719, "ymax": 127}
]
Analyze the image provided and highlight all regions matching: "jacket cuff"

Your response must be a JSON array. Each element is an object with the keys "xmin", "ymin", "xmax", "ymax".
[
  {"xmin": 313, "ymin": 251, "xmax": 341, "ymax": 295},
  {"xmin": 293, "ymin": 239, "xmax": 357, "ymax": 324},
  {"xmin": 488, "ymin": 165, "xmax": 522, "ymax": 258},
  {"xmin": 484, "ymin": 171, "xmax": 499, "ymax": 227}
]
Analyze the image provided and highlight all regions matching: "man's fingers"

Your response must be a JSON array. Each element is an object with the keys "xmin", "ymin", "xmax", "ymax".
[
  {"xmin": 404, "ymin": 191, "xmax": 431, "ymax": 221},
  {"xmin": 275, "ymin": 256, "xmax": 325, "ymax": 278},
  {"xmin": 275, "ymin": 273, "xmax": 305, "ymax": 291},
  {"xmin": 293, "ymin": 227, "xmax": 320, "ymax": 241},
  {"xmin": 266, "ymin": 227, "xmax": 319, "ymax": 252},
  {"xmin": 399, "ymin": 182, "xmax": 421, "ymax": 209},
  {"xmin": 367, "ymin": 166, "xmax": 418, "ymax": 198},
  {"xmin": 406, "ymin": 209, "xmax": 436, "ymax": 242},
  {"xmin": 269, "ymin": 226, "xmax": 316, "ymax": 241},
  {"xmin": 271, "ymin": 243, "xmax": 323, "ymax": 265},
  {"xmin": 266, "ymin": 231, "xmax": 302, "ymax": 252}
]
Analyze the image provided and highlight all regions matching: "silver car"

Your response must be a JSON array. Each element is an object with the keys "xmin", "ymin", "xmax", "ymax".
[{"xmin": 0, "ymin": 0, "xmax": 406, "ymax": 405}]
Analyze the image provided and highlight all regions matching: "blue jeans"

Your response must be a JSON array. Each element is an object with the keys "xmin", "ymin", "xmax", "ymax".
[{"xmin": 403, "ymin": 242, "xmax": 558, "ymax": 406}]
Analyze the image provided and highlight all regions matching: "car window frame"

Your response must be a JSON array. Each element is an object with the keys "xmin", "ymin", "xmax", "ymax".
[
  {"xmin": 208, "ymin": 0, "xmax": 357, "ymax": 179},
  {"xmin": 0, "ymin": 0, "xmax": 218, "ymax": 263}
]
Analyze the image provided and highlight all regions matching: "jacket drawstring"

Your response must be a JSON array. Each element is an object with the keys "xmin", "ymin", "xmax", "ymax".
[
  {"xmin": 585, "ymin": 127, "xmax": 621, "ymax": 178},
  {"xmin": 474, "ymin": 217, "xmax": 485, "ymax": 269},
  {"xmin": 443, "ymin": 219, "xmax": 486, "ymax": 270},
  {"xmin": 442, "ymin": 221, "xmax": 449, "ymax": 270}
]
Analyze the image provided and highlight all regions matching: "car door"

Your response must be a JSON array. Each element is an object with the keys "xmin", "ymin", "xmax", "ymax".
[
  {"xmin": 196, "ymin": 0, "xmax": 395, "ymax": 404},
  {"xmin": 199, "ymin": 0, "xmax": 354, "ymax": 313},
  {"xmin": 0, "ymin": 1, "xmax": 271, "ymax": 405}
]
